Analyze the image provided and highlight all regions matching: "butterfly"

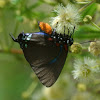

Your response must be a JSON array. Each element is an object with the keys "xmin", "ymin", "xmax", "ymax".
[{"xmin": 10, "ymin": 21, "xmax": 75, "ymax": 87}]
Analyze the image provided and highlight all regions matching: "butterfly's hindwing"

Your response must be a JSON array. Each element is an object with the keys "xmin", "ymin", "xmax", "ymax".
[{"xmin": 32, "ymin": 47, "xmax": 68, "ymax": 87}]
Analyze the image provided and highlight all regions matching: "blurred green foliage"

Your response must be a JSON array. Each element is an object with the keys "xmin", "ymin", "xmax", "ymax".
[{"xmin": 0, "ymin": 0, "xmax": 100, "ymax": 100}]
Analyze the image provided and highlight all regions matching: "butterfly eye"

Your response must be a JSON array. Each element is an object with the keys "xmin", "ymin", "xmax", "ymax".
[{"xmin": 18, "ymin": 33, "xmax": 25, "ymax": 41}]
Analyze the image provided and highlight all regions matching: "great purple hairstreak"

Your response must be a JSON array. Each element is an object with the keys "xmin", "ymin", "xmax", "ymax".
[{"xmin": 10, "ymin": 22, "xmax": 75, "ymax": 87}]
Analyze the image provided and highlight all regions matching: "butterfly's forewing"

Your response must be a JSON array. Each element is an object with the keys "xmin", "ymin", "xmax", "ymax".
[
  {"xmin": 23, "ymin": 32, "xmax": 68, "ymax": 87},
  {"xmin": 23, "ymin": 32, "xmax": 60, "ymax": 67}
]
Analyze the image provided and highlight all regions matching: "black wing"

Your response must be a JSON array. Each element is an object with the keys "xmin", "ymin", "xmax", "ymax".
[{"xmin": 23, "ymin": 32, "xmax": 68, "ymax": 87}]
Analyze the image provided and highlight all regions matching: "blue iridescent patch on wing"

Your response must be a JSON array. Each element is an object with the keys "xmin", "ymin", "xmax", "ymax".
[
  {"xmin": 34, "ymin": 32, "xmax": 49, "ymax": 36},
  {"xmin": 25, "ymin": 32, "xmax": 48, "ymax": 41},
  {"xmin": 49, "ymin": 45, "xmax": 63, "ymax": 64}
]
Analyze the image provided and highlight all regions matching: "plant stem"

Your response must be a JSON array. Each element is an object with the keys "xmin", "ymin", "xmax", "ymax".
[
  {"xmin": 2, "ymin": 10, "xmax": 8, "ymax": 48},
  {"xmin": 78, "ymin": 0, "xmax": 95, "ymax": 13},
  {"xmin": 91, "ymin": 21, "xmax": 100, "ymax": 30},
  {"xmin": 22, "ymin": 82, "xmax": 37, "ymax": 99},
  {"xmin": 76, "ymin": 2, "xmax": 90, "ymax": 5},
  {"xmin": 0, "ymin": 48, "xmax": 23, "ymax": 54}
]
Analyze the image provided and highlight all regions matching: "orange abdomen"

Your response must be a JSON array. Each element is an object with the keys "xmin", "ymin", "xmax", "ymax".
[{"xmin": 39, "ymin": 22, "xmax": 52, "ymax": 34}]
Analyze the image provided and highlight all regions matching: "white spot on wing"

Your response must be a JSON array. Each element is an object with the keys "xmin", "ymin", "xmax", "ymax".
[{"xmin": 26, "ymin": 34, "xmax": 32, "ymax": 40}]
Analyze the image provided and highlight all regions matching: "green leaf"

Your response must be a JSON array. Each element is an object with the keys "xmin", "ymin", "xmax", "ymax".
[
  {"xmin": 10, "ymin": 0, "xmax": 21, "ymax": 5},
  {"xmin": 74, "ymin": 25, "xmax": 100, "ymax": 39},
  {"xmin": 16, "ymin": 16, "xmax": 24, "ymax": 22},
  {"xmin": 81, "ymin": 3, "xmax": 97, "ymax": 18}
]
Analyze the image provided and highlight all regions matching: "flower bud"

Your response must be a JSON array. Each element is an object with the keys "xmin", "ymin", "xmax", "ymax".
[
  {"xmin": 77, "ymin": 83, "xmax": 86, "ymax": 92},
  {"xmin": 83, "ymin": 15, "xmax": 92, "ymax": 23},
  {"xmin": 71, "ymin": 42, "xmax": 82, "ymax": 54}
]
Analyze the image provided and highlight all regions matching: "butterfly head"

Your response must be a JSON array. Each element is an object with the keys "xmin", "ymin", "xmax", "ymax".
[
  {"xmin": 17, "ymin": 32, "xmax": 26, "ymax": 42},
  {"xmin": 10, "ymin": 32, "xmax": 25, "ymax": 43}
]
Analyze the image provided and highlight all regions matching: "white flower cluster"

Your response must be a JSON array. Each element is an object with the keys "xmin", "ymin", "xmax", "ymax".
[
  {"xmin": 50, "ymin": 4, "xmax": 80, "ymax": 34},
  {"xmin": 72, "ymin": 57, "xmax": 100, "ymax": 81}
]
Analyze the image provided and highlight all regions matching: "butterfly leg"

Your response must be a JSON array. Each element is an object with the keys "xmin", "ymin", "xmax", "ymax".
[
  {"xmin": 64, "ymin": 26, "xmax": 66, "ymax": 36},
  {"xmin": 73, "ymin": 26, "xmax": 75, "ymax": 34},
  {"xmin": 70, "ymin": 26, "xmax": 75, "ymax": 37},
  {"xmin": 52, "ymin": 22, "xmax": 58, "ymax": 36},
  {"xmin": 68, "ymin": 28, "xmax": 69, "ymax": 35},
  {"xmin": 9, "ymin": 33, "xmax": 18, "ymax": 42}
]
